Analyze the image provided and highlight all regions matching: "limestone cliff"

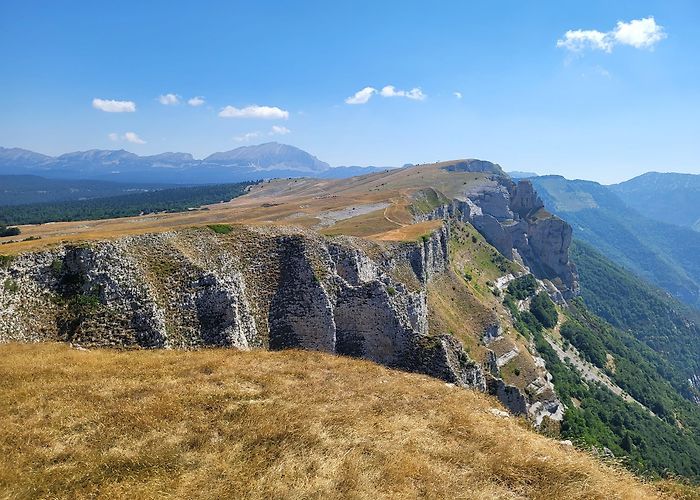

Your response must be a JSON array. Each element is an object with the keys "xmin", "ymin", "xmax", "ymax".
[
  {"xmin": 418, "ymin": 169, "xmax": 579, "ymax": 298},
  {"xmin": 0, "ymin": 226, "xmax": 484, "ymax": 390}
]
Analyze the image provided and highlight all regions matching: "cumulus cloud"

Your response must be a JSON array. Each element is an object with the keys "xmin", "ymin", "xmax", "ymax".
[
  {"xmin": 158, "ymin": 93, "xmax": 181, "ymax": 105},
  {"xmin": 379, "ymin": 85, "xmax": 426, "ymax": 100},
  {"xmin": 557, "ymin": 29, "xmax": 614, "ymax": 52},
  {"xmin": 188, "ymin": 96, "xmax": 205, "ymax": 106},
  {"xmin": 557, "ymin": 17, "xmax": 666, "ymax": 53},
  {"xmin": 345, "ymin": 85, "xmax": 427, "ymax": 104},
  {"xmin": 234, "ymin": 125, "xmax": 291, "ymax": 142},
  {"xmin": 345, "ymin": 87, "xmax": 377, "ymax": 104},
  {"xmin": 92, "ymin": 98, "xmax": 136, "ymax": 113},
  {"xmin": 613, "ymin": 17, "xmax": 667, "ymax": 48},
  {"xmin": 219, "ymin": 104, "xmax": 289, "ymax": 119},
  {"xmin": 233, "ymin": 131, "xmax": 262, "ymax": 142},
  {"xmin": 270, "ymin": 125, "xmax": 291, "ymax": 136},
  {"xmin": 453, "ymin": 91, "xmax": 463, "ymax": 99},
  {"xmin": 108, "ymin": 132, "xmax": 146, "ymax": 144},
  {"xmin": 124, "ymin": 132, "xmax": 146, "ymax": 144}
]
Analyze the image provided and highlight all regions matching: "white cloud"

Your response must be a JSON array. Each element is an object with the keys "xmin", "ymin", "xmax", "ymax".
[
  {"xmin": 379, "ymin": 85, "xmax": 426, "ymax": 100},
  {"xmin": 124, "ymin": 132, "xmax": 146, "ymax": 144},
  {"xmin": 158, "ymin": 93, "xmax": 181, "ymax": 105},
  {"xmin": 233, "ymin": 131, "xmax": 262, "ymax": 142},
  {"xmin": 345, "ymin": 85, "xmax": 427, "ymax": 104},
  {"xmin": 345, "ymin": 87, "xmax": 377, "ymax": 104},
  {"xmin": 453, "ymin": 91, "xmax": 463, "ymax": 99},
  {"xmin": 613, "ymin": 17, "xmax": 666, "ymax": 48},
  {"xmin": 108, "ymin": 132, "xmax": 146, "ymax": 144},
  {"xmin": 557, "ymin": 29, "xmax": 613, "ymax": 52},
  {"xmin": 270, "ymin": 125, "xmax": 290, "ymax": 136},
  {"xmin": 188, "ymin": 96, "xmax": 205, "ymax": 107},
  {"xmin": 219, "ymin": 104, "xmax": 289, "ymax": 119},
  {"xmin": 557, "ymin": 17, "xmax": 666, "ymax": 53},
  {"xmin": 92, "ymin": 98, "xmax": 136, "ymax": 113}
]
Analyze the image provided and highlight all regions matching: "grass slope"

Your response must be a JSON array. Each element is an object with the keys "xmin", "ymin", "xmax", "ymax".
[{"xmin": 0, "ymin": 343, "xmax": 668, "ymax": 499}]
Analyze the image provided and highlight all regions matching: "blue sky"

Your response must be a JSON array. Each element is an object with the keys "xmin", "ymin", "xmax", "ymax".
[{"xmin": 1, "ymin": 0, "xmax": 698, "ymax": 183}]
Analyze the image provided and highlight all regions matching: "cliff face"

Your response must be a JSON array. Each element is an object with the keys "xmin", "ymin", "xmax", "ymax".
[
  {"xmin": 1, "ymin": 219, "xmax": 565, "ymax": 422},
  {"xmin": 421, "ymin": 177, "xmax": 579, "ymax": 298},
  {"xmin": 0, "ymin": 225, "xmax": 483, "ymax": 390}
]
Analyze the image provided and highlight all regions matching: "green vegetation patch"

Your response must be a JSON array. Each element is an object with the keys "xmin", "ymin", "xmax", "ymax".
[
  {"xmin": 0, "ymin": 225, "xmax": 21, "ymax": 237},
  {"xmin": 207, "ymin": 224, "xmax": 233, "ymax": 235},
  {"xmin": 529, "ymin": 292, "xmax": 558, "ymax": 328},
  {"xmin": 506, "ymin": 274, "xmax": 538, "ymax": 300}
]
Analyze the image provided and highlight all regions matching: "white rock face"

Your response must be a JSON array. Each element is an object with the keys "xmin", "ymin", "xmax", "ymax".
[{"xmin": 0, "ymin": 225, "xmax": 484, "ymax": 391}]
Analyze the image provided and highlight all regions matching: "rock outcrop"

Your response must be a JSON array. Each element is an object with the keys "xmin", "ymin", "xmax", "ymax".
[
  {"xmin": 419, "ymin": 173, "xmax": 579, "ymax": 298},
  {"xmin": 0, "ymin": 225, "xmax": 484, "ymax": 391}
]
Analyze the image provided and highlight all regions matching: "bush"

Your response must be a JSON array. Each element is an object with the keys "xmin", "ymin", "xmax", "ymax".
[
  {"xmin": 506, "ymin": 274, "xmax": 538, "ymax": 300},
  {"xmin": 207, "ymin": 224, "xmax": 233, "ymax": 235},
  {"xmin": 530, "ymin": 292, "xmax": 558, "ymax": 328},
  {"xmin": 0, "ymin": 225, "xmax": 21, "ymax": 237}
]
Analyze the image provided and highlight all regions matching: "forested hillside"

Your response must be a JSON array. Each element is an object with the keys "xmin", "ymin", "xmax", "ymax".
[
  {"xmin": 0, "ymin": 182, "xmax": 255, "ymax": 225},
  {"xmin": 504, "ymin": 276, "xmax": 700, "ymax": 480},
  {"xmin": 611, "ymin": 172, "xmax": 700, "ymax": 232},
  {"xmin": 530, "ymin": 175, "xmax": 700, "ymax": 308},
  {"xmin": 0, "ymin": 175, "xmax": 172, "ymax": 206},
  {"xmin": 571, "ymin": 240, "xmax": 700, "ymax": 396}
]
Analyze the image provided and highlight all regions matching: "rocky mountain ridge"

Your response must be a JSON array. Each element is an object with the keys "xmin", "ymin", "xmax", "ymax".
[{"xmin": 0, "ymin": 143, "xmax": 381, "ymax": 184}]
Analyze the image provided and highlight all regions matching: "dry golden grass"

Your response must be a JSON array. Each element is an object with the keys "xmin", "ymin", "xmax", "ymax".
[{"xmin": 0, "ymin": 343, "xmax": 674, "ymax": 499}]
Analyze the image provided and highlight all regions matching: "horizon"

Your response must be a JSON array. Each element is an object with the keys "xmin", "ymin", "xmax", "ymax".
[
  {"xmin": 2, "ymin": 141, "xmax": 695, "ymax": 185},
  {"xmin": 2, "ymin": 1, "xmax": 699, "ymax": 183}
]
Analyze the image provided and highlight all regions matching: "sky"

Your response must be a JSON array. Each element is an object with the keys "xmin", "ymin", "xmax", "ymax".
[{"xmin": 1, "ymin": 0, "xmax": 699, "ymax": 183}]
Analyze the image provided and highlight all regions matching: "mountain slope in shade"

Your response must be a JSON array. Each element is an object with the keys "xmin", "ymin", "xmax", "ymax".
[
  {"xmin": 611, "ymin": 172, "xmax": 700, "ymax": 232},
  {"xmin": 530, "ymin": 175, "xmax": 700, "ymax": 308}
]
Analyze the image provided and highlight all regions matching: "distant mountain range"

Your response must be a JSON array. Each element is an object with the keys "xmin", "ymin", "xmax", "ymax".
[
  {"xmin": 530, "ymin": 174, "xmax": 700, "ymax": 308},
  {"xmin": 611, "ymin": 172, "xmax": 700, "ymax": 232},
  {"xmin": 0, "ymin": 143, "xmax": 389, "ymax": 184}
]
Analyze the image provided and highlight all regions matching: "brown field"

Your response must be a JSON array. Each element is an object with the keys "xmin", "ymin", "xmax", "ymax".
[
  {"xmin": 0, "ymin": 161, "xmax": 497, "ymax": 254},
  {"xmin": 0, "ymin": 343, "xmax": 686, "ymax": 499}
]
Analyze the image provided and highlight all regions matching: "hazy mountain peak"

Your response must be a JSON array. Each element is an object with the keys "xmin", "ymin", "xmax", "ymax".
[
  {"xmin": 0, "ymin": 147, "xmax": 53, "ymax": 164},
  {"xmin": 204, "ymin": 142, "xmax": 330, "ymax": 173}
]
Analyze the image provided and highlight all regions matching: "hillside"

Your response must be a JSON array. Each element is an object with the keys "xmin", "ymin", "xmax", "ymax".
[
  {"xmin": 570, "ymin": 240, "xmax": 700, "ymax": 397},
  {"xmin": 3, "ymin": 160, "xmax": 700, "ymax": 489},
  {"xmin": 611, "ymin": 172, "xmax": 700, "ymax": 232},
  {"xmin": 530, "ymin": 175, "xmax": 700, "ymax": 308},
  {"xmin": 0, "ymin": 343, "xmax": 672, "ymax": 499}
]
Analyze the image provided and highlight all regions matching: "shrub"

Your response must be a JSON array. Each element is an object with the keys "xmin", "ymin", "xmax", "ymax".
[
  {"xmin": 207, "ymin": 224, "xmax": 233, "ymax": 235},
  {"xmin": 506, "ymin": 274, "xmax": 538, "ymax": 300},
  {"xmin": 0, "ymin": 225, "xmax": 21, "ymax": 237},
  {"xmin": 530, "ymin": 292, "xmax": 558, "ymax": 328},
  {"xmin": 3, "ymin": 278, "xmax": 18, "ymax": 293}
]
